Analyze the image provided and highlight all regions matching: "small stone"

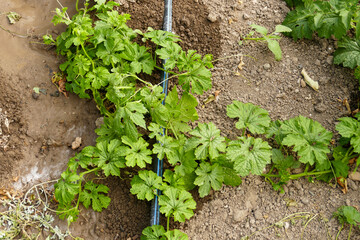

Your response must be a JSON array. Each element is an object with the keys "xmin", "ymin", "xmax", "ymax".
[
  {"xmin": 284, "ymin": 222, "xmax": 290, "ymax": 229},
  {"xmin": 71, "ymin": 137, "xmax": 82, "ymax": 150},
  {"xmin": 294, "ymin": 88, "xmax": 299, "ymax": 93},
  {"xmin": 347, "ymin": 178, "xmax": 358, "ymax": 191},
  {"xmin": 349, "ymin": 172, "xmax": 360, "ymax": 181},
  {"xmin": 326, "ymin": 56, "xmax": 333, "ymax": 65},
  {"xmin": 263, "ymin": 63, "xmax": 271, "ymax": 70},
  {"xmin": 207, "ymin": 12, "xmax": 217, "ymax": 23},
  {"xmin": 315, "ymin": 59, "xmax": 321, "ymax": 66},
  {"xmin": 32, "ymin": 92, "xmax": 39, "ymax": 100},
  {"xmin": 233, "ymin": 209, "xmax": 249, "ymax": 223},
  {"xmin": 314, "ymin": 104, "xmax": 326, "ymax": 113},
  {"xmin": 254, "ymin": 210, "xmax": 262, "ymax": 220},
  {"xmin": 300, "ymin": 79, "xmax": 306, "ymax": 88},
  {"xmin": 243, "ymin": 13, "xmax": 250, "ymax": 20},
  {"xmin": 301, "ymin": 198, "xmax": 309, "ymax": 205}
]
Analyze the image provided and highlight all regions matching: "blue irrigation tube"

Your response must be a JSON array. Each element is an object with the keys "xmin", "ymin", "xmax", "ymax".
[{"xmin": 150, "ymin": 0, "xmax": 172, "ymax": 226}]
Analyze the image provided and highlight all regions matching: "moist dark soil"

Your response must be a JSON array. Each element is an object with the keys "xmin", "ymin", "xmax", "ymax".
[{"xmin": 0, "ymin": 0, "xmax": 359, "ymax": 239}]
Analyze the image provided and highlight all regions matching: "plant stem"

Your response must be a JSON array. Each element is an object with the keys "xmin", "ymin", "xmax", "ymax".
[
  {"xmin": 81, "ymin": 44, "xmax": 95, "ymax": 69},
  {"xmin": 336, "ymin": 223, "xmax": 344, "ymax": 240},
  {"xmin": 348, "ymin": 224, "xmax": 353, "ymax": 240},
  {"xmin": 167, "ymin": 215, "xmax": 170, "ymax": 232},
  {"xmin": 261, "ymin": 170, "xmax": 332, "ymax": 180},
  {"xmin": 76, "ymin": 0, "xmax": 80, "ymax": 12}
]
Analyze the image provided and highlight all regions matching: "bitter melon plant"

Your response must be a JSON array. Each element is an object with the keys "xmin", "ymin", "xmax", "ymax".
[{"xmin": 44, "ymin": 0, "xmax": 357, "ymax": 238}]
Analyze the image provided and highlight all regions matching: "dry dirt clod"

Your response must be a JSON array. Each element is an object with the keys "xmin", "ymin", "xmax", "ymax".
[
  {"xmin": 71, "ymin": 137, "xmax": 82, "ymax": 150},
  {"xmin": 349, "ymin": 172, "xmax": 360, "ymax": 181},
  {"xmin": 300, "ymin": 79, "xmax": 306, "ymax": 88},
  {"xmin": 32, "ymin": 92, "xmax": 40, "ymax": 100},
  {"xmin": 207, "ymin": 12, "xmax": 217, "ymax": 23}
]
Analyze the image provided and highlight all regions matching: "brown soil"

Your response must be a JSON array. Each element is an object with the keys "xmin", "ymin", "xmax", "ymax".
[{"xmin": 1, "ymin": 0, "xmax": 359, "ymax": 239}]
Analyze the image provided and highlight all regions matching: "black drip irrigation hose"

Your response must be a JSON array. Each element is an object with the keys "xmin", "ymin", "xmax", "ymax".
[{"xmin": 150, "ymin": 0, "xmax": 173, "ymax": 226}]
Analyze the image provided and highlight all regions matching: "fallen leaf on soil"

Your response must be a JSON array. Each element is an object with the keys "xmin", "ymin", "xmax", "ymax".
[
  {"xmin": 52, "ymin": 72, "xmax": 69, "ymax": 97},
  {"xmin": 7, "ymin": 12, "xmax": 21, "ymax": 24},
  {"xmin": 349, "ymin": 157, "xmax": 358, "ymax": 165},
  {"xmin": 238, "ymin": 56, "xmax": 245, "ymax": 71},
  {"xmin": 71, "ymin": 137, "xmax": 82, "ymax": 150},
  {"xmin": 352, "ymin": 109, "xmax": 359, "ymax": 116},
  {"xmin": 214, "ymin": 90, "xmax": 221, "ymax": 102},
  {"xmin": 202, "ymin": 95, "xmax": 215, "ymax": 108},
  {"xmin": 228, "ymin": 18, "xmax": 233, "ymax": 24},
  {"xmin": 13, "ymin": 176, "xmax": 19, "ymax": 182},
  {"xmin": 337, "ymin": 177, "xmax": 348, "ymax": 194}
]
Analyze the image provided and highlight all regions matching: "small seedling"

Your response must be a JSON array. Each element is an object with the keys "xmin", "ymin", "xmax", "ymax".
[
  {"xmin": 239, "ymin": 24, "xmax": 292, "ymax": 61},
  {"xmin": 333, "ymin": 205, "xmax": 360, "ymax": 240}
]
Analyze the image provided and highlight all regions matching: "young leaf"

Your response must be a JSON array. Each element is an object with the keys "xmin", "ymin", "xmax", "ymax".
[
  {"xmin": 119, "ymin": 43, "xmax": 155, "ymax": 74},
  {"xmin": 153, "ymin": 135, "xmax": 179, "ymax": 160},
  {"xmin": 271, "ymin": 148, "xmax": 300, "ymax": 169},
  {"xmin": 130, "ymin": 170, "xmax": 162, "ymax": 201},
  {"xmin": 163, "ymin": 229, "xmax": 189, "ymax": 240},
  {"xmin": 86, "ymin": 67, "xmax": 110, "ymax": 89},
  {"xmin": 178, "ymin": 63, "xmax": 212, "ymax": 95},
  {"xmin": 194, "ymin": 162, "xmax": 224, "ymax": 198},
  {"xmin": 281, "ymin": 116, "xmax": 333, "ymax": 166},
  {"xmin": 141, "ymin": 225, "xmax": 166, "ymax": 240},
  {"xmin": 265, "ymin": 120, "xmax": 286, "ymax": 145},
  {"xmin": 121, "ymin": 136, "xmax": 152, "ymax": 168},
  {"xmin": 334, "ymin": 37, "xmax": 360, "ymax": 69},
  {"xmin": 159, "ymin": 187, "xmax": 196, "ymax": 222},
  {"xmin": 266, "ymin": 38, "xmax": 282, "ymax": 61},
  {"xmin": 165, "ymin": 87, "xmax": 198, "ymax": 136},
  {"xmin": 212, "ymin": 156, "xmax": 242, "ymax": 187},
  {"xmin": 79, "ymin": 182, "xmax": 111, "ymax": 212},
  {"xmin": 143, "ymin": 27, "xmax": 180, "ymax": 47},
  {"xmin": 162, "ymin": 169, "xmax": 187, "ymax": 190},
  {"xmin": 251, "ymin": 24, "xmax": 268, "ymax": 35},
  {"xmin": 282, "ymin": 6, "xmax": 315, "ymax": 40},
  {"xmin": 275, "ymin": 25, "xmax": 292, "ymax": 33},
  {"xmin": 185, "ymin": 122, "xmax": 226, "ymax": 160},
  {"xmin": 336, "ymin": 116, "xmax": 360, "ymax": 153},
  {"xmin": 168, "ymin": 147, "xmax": 198, "ymax": 176},
  {"xmin": 334, "ymin": 206, "xmax": 360, "ymax": 226},
  {"xmin": 93, "ymin": 139, "xmax": 126, "ymax": 177},
  {"xmin": 226, "ymin": 137, "xmax": 272, "ymax": 176},
  {"xmin": 227, "ymin": 101, "xmax": 271, "ymax": 134},
  {"xmin": 54, "ymin": 170, "xmax": 81, "ymax": 204}
]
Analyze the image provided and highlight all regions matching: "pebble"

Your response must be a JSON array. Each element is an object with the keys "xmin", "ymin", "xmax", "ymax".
[
  {"xmin": 346, "ymin": 199, "xmax": 351, "ymax": 206},
  {"xmin": 263, "ymin": 63, "xmax": 271, "ymax": 70},
  {"xmin": 71, "ymin": 137, "xmax": 82, "ymax": 150},
  {"xmin": 314, "ymin": 103, "xmax": 326, "ymax": 113},
  {"xmin": 243, "ymin": 13, "xmax": 250, "ymax": 20},
  {"xmin": 300, "ymin": 79, "xmax": 306, "ymax": 88},
  {"xmin": 301, "ymin": 197, "xmax": 309, "ymax": 205},
  {"xmin": 347, "ymin": 178, "xmax": 358, "ymax": 191},
  {"xmin": 32, "ymin": 92, "xmax": 39, "ymax": 100},
  {"xmin": 294, "ymin": 88, "xmax": 299, "ymax": 93},
  {"xmin": 233, "ymin": 209, "xmax": 249, "ymax": 223},
  {"xmin": 284, "ymin": 222, "xmax": 290, "ymax": 229},
  {"xmin": 315, "ymin": 59, "xmax": 321, "ymax": 66},
  {"xmin": 207, "ymin": 12, "xmax": 217, "ymax": 23},
  {"xmin": 293, "ymin": 181, "xmax": 302, "ymax": 190},
  {"xmin": 254, "ymin": 210, "xmax": 262, "ymax": 220},
  {"xmin": 349, "ymin": 172, "xmax": 360, "ymax": 181}
]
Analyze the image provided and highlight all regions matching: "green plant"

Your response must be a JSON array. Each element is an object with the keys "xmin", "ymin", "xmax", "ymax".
[
  {"xmin": 239, "ymin": 24, "xmax": 292, "ymax": 60},
  {"xmin": 336, "ymin": 113, "xmax": 360, "ymax": 172},
  {"xmin": 333, "ymin": 206, "xmax": 360, "ymax": 240},
  {"xmin": 44, "ymin": 0, "xmax": 358, "ymax": 238}
]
